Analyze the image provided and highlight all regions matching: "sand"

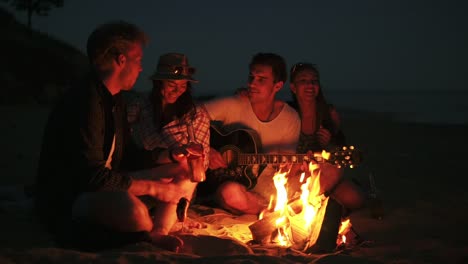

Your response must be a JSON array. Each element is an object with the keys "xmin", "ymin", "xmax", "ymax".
[{"xmin": 1, "ymin": 105, "xmax": 467, "ymax": 264}]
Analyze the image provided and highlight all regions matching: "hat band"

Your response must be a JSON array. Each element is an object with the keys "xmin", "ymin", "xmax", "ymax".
[{"xmin": 157, "ymin": 65, "xmax": 195, "ymax": 76}]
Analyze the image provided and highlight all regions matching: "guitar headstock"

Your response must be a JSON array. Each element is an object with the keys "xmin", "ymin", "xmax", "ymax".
[{"xmin": 322, "ymin": 146, "xmax": 362, "ymax": 168}]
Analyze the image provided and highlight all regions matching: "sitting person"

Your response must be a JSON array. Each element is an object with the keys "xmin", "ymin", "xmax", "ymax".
[
  {"xmin": 289, "ymin": 62, "xmax": 366, "ymax": 252},
  {"xmin": 202, "ymin": 56, "xmax": 363, "ymax": 215},
  {"xmin": 125, "ymin": 52, "xmax": 211, "ymax": 230},
  {"xmin": 35, "ymin": 21, "xmax": 197, "ymax": 252},
  {"xmin": 289, "ymin": 62, "xmax": 365, "ymax": 211},
  {"xmin": 200, "ymin": 52, "xmax": 302, "ymax": 215}
]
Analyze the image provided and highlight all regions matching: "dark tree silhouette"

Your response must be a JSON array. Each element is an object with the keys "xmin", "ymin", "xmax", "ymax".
[{"xmin": 1, "ymin": 0, "xmax": 64, "ymax": 29}]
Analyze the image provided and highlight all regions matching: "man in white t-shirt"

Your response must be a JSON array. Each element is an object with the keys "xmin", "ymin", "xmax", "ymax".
[{"xmin": 202, "ymin": 53, "xmax": 301, "ymax": 215}]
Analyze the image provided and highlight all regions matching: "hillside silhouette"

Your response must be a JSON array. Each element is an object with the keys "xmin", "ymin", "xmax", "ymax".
[{"xmin": 1, "ymin": 7, "xmax": 88, "ymax": 104}]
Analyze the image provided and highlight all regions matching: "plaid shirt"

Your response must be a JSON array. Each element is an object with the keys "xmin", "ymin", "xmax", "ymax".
[{"xmin": 127, "ymin": 93, "xmax": 211, "ymax": 170}]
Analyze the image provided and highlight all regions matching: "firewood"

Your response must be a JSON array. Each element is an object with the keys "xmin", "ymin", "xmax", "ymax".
[{"xmin": 248, "ymin": 211, "xmax": 282, "ymax": 244}]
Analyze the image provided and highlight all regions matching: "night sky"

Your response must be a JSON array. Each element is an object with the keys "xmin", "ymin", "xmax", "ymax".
[{"xmin": 3, "ymin": 0, "xmax": 467, "ymax": 99}]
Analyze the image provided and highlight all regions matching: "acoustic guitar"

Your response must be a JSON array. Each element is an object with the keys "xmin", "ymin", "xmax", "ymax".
[{"xmin": 207, "ymin": 125, "xmax": 362, "ymax": 189}]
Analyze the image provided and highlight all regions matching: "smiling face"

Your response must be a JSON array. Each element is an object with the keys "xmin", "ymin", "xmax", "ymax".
[
  {"xmin": 247, "ymin": 64, "xmax": 283, "ymax": 104},
  {"xmin": 160, "ymin": 79, "xmax": 188, "ymax": 107},
  {"xmin": 290, "ymin": 69, "xmax": 320, "ymax": 101}
]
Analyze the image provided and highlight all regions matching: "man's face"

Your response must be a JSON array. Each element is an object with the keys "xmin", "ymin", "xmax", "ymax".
[
  {"xmin": 290, "ymin": 69, "xmax": 320, "ymax": 102},
  {"xmin": 247, "ymin": 64, "xmax": 282, "ymax": 104},
  {"xmin": 119, "ymin": 43, "xmax": 143, "ymax": 91},
  {"xmin": 161, "ymin": 80, "xmax": 188, "ymax": 106}
]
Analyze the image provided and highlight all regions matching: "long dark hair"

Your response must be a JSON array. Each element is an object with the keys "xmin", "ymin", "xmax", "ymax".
[
  {"xmin": 289, "ymin": 63, "xmax": 336, "ymax": 133},
  {"xmin": 150, "ymin": 80, "xmax": 196, "ymax": 130}
]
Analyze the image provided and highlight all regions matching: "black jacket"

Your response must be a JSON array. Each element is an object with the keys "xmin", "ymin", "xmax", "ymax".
[{"xmin": 35, "ymin": 73, "xmax": 159, "ymax": 231}]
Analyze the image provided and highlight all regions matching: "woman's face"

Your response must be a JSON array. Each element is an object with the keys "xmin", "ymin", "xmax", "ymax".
[
  {"xmin": 161, "ymin": 80, "xmax": 188, "ymax": 106},
  {"xmin": 291, "ymin": 69, "xmax": 320, "ymax": 101}
]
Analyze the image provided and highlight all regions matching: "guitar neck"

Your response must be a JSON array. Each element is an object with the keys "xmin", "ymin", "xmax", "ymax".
[{"xmin": 238, "ymin": 152, "xmax": 327, "ymax": 165}]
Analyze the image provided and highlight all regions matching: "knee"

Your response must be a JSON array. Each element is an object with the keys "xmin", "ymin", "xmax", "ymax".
[
  {"xmin": 127, "ymin": 196, "xmax": 153, "ymax": 232},
  {"xmin": 344, "ymin": 191, "xmax": 365, "ymax": 210},
  {"xmin": 215, "ymin": 181, "xmax": 246, "ymax": 207},
  {"xmin": 332, "ymin": 182, "xmax": 366, "ymax": 210}
]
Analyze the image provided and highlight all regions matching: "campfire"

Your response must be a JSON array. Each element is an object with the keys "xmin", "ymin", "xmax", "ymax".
[{"xmin": 248, "ymin": 161, "xmax": 352, "ymax": 252}]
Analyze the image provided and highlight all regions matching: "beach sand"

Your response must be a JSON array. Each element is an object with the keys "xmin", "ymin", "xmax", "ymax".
[{"xmin": 1, "ymin": 105, "xmax": 467, "ymax": 263}]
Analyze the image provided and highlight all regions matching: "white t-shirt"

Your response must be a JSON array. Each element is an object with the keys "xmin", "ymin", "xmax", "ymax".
[
  {"xmin": 204, "ymin": 96, "xmax": 301, "ymax": 198},
  {"xmin": 204, "ymin": 96, "xmax": 300, "ymax": 154}
]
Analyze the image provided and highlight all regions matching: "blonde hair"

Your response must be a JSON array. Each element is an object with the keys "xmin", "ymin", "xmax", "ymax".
[{"xmin": 86, "ymin": 21, "xmax": 149, "ymax": 74}]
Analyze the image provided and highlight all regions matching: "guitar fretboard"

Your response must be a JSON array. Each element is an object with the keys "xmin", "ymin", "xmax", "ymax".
[{"xmin": 238, "ymin": 153, "xmax": 326, "ymax": 165}]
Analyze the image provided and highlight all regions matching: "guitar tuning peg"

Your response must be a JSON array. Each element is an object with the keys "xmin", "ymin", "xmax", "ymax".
[
  {"xmin": 350, "ymin": 146, "xmax": 354, "ymax": 150},
  {"xmin": 349, "ymin": 165, "xmax": 354, "ymax": 169},
  {"xmin": 342, "ymin": 146, "xmax": 348, "ymax": 150}
]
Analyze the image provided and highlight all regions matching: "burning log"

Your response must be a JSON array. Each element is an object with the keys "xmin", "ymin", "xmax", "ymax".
[
  {"xmin": 286, "ymin": 196, "xmax": 303, "ymax": 215},
  {"xmin": 305, "ymin": 198, "xmax": 342, "ymax": 254},
  {"xmin": 248, "ymin": 161, "xmax": 351, "ymax": 253},
  {"xmin": 248, "ymin": 211, "xmax": 282, "ymax": 244},
  {"xmin": 290, "ymin": 197, "xmax": 329, "ymax": 251}
]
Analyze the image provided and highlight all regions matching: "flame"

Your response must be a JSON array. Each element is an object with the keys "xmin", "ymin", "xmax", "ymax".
[
  {"xmin": 254, "ymin": 160, "xmax": 351, "ymax": 250},
  {"xmin": 270, "ymin": 171, "xmax": 292, "ymax": 246},
  {"xmin": 336, "ymin": 218, "xmax": 352, "ymax": 246},
  {"xmin": 321, "ymin": 150, "xmax": 331, "ymax": 160},
  {"xmin": 272, "ymin": 171, "xmax": 288, "ymax": 212}
]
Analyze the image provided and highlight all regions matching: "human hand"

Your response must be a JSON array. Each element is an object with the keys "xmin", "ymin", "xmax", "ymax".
[
  {"xmin": 235, "ymin": 87, "xmax": 249, "ymax": 98},
  {"xmin": 171, "ymin": 143, "xmax": 204, "ymax": 162},
  {"xmin": 152, "ymin": 180, "xmax": 197, "ymax": 204},
  {"xmin": 208, "ymin": 147, "xmax": 227, "ymax": 170},
  {"xmin": 316, "ymin": 127, "xmax": 332, "ymax": 148},
  {"xmin": 301, "ymin": 152, "xmax": 320, "ymax": 172}
]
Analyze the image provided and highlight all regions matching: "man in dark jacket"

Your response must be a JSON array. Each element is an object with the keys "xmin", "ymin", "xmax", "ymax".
[{"xmin": 35, "ymin": 21, "xmax": 198, "ymax": 252}]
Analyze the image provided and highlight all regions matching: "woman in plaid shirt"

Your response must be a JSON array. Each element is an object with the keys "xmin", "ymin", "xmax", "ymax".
[
  {"xmin": 126, "ymin": 53, "xmax": 211, "ymax": 236},
  {"xmin": 127, "ymin": 53, "xmax": 210, "ymax": 170}
]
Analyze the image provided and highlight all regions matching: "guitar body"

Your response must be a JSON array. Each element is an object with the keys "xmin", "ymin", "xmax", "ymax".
[
  {"xmin": 207, "ymin": 125, "xmax": 267, "ymax": 189},
  {"xmin": 204, "ymin": 124, "xmax": 361, "ymax": 192}
]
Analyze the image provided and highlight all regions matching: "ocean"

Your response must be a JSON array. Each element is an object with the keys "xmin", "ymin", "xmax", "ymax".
[{"xmin": 275, "ymin": 90, "xmax": 468, "ymax": 125}]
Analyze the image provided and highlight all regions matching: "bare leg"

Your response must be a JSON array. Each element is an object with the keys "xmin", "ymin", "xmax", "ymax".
[
  {"xmin": 72, "ymin": 191, "xmax": 153, "ymax": 232},
  {"xmin": 151, "ymin": 201, "xmax": 178, "ymax": 234},
  {"xmin": 330, "ymin": 180, "xmax": 365, "ymax": 210},
  {"xmin": 149, "ymin": 201, "xmax": 183, "ymax": 252},
  {"xmin": 312, "ymin": 163, "xmax": 365, "ymax": 212},
  {"xmin": 150, "ymin": 178, "xmax": 197, "ymax": 252},
  {"xmin": 216, "ymin": 181, "xmax": 267, "ymax": 215},
  {"xmin": 317, "ymin": 163, "xmax": 343, "ymax": 195}
]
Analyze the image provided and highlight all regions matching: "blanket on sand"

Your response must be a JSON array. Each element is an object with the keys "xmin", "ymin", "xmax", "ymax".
[{"xmin": 0, "ymin": 187, "xmax": 378, "ymax": 264}]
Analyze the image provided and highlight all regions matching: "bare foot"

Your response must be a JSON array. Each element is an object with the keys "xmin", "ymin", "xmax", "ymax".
[
  {"xmin": 183, "ymin": 217, "xmax": 207, "ymax": 229},
  {"xmin": 150, "ymin": 233, "xmax": 183, "ymax": 252},
  {"xmin": 171, "ymin": 217, "xmax": 207, "ymax": 232}
]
